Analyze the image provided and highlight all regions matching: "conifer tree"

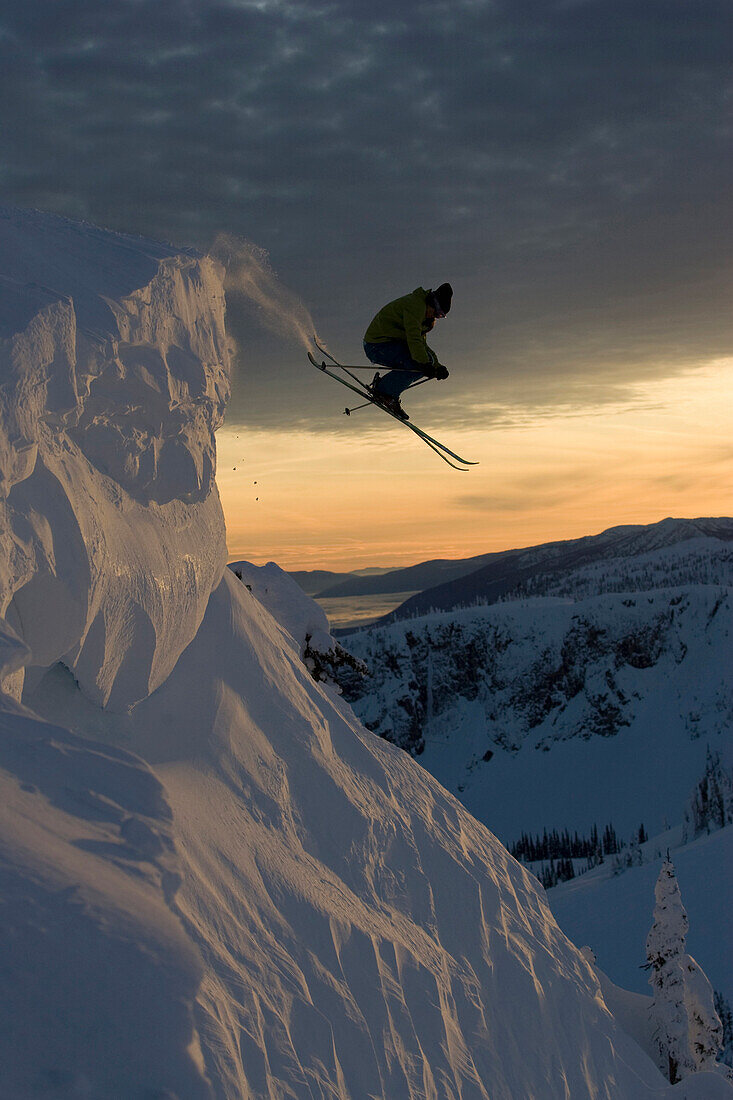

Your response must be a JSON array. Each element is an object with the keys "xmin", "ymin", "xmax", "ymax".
[
  {"xmin": 683, "ymin": 955, "xmax": 723, "ymax": 1074},
  {"xmin": 646, "ymin": 859, "xmax": 694, "ymax": 1081},
  {"xmin": 682, "ymin": 747, "xmax": 733, "ymax": 841},
  {"xmin": 646, "ymin": 858, "xmax": 723, "ymax": 1082}
]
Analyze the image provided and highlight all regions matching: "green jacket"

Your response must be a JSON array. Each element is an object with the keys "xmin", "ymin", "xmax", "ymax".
[{"xmin": 364, "ymin": 287, "xmax": 440, "ymax": 367}]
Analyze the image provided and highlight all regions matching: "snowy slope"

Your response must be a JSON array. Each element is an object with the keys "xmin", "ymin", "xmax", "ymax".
[
  {"xmin": 340, "ymin": 583, "xmax": 732, "ymax": 840},
  {"xmin": 580, "ymin": 946, "xmax": 733, "ymax": 1097},
  {"xmin": 0, "ymin": 206, "xmax": 720, "ymax": 1097},
  {"xmin": 228, "ymin": 558, "xmax": 336, "ymax": 661},
  {"xmin": 0, "ymin": 697, "xmax": 210, "ymax": 1098},
  {"xmin": 227, "ymin": 558, "xmax": 369, "ymax": 688},
  {"xmin": 29, "ymin": 567, "xmax": 676, "ymax": 1098}
]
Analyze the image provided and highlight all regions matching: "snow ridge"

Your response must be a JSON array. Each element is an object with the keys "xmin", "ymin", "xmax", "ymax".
[{"xmin": 0, "ymin": 206, "xmax": 230, "ymax": 710}]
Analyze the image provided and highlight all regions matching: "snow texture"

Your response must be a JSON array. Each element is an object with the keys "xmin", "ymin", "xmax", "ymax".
[
  {"xmin": 28, "ymin": 569, "xmax": 672, "ymax": 1098},
  {"xmin": 0, "ymin": 205, "xmax": 230, "ymax": 710},
  {"xmin": 2, "ymin": 206, "xmax": 726, "ymax": 1098},
  {"xmin": 228, "ymin": 558, "xmax": 368, "ymax": 690},
  {"xmin": 340, "ymin": 580, "xmax": 732, "ymax": 840},
  {"xmin": 581, "ymin": 946, "xmax": 659, "ymax": 1068},
  {"xmin": 0, "ymin": 696, "xmax": 210, "ymax": 1098},
  {"xmin": 229, "ymin": 558, "xmax": 336, "ymax": 664}
]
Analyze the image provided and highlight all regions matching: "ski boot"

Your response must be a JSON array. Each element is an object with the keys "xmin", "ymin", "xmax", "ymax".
[{"xmin": 368, "ymin": 373, "xmax": 409, "ymax": 420}]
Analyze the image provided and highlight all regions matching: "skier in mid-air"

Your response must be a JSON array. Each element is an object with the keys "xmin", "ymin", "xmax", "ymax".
[
  {"xmin": 362, "ymin": 283, "xmax": 453, "ymax": 420},
  {"xmin": 308, "ymin": 280, "xmax": 475, "ymax": 467}
]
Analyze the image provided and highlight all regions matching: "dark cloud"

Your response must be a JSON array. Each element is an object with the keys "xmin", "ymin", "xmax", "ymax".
[{"xmin": 0, "ymin": 0, "xmax": 731, "ymax": 428}]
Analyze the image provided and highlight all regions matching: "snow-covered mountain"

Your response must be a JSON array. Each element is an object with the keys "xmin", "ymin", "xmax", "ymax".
[
  {"xmin": 309, "ymin": 519, "xmax": 732, "ymax": 606},
  {"xmin": 1, "ymin": 206, "xmax": 726, "ymax": 1097},
  {"xmin": 236, "ymin": 561, "xmax": 733, "ymax": 1079},
  {"xmin": 339, "ymin": 556, "xmax": 732, "ymax": 842},
  {"xmin": 286, "ymin": 567, "xmax": 355, "ymax": 595},
  {"xmin": 376, "ymin": 518, "xmax": 733, "ymax": 622},
  {"xmin": 313, "ymin": 550, "xmax": 500, "ymax": 598}
]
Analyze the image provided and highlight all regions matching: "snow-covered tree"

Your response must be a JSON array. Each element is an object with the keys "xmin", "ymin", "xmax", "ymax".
[
  {"xmin": 303, "ymin": 632, "xmax": 368, "ymax": 690},
  {"xmin": 645, "ymin": 858, "xmax": 724, "ymax": 1082},
  {"xmin": 682, "ymin": 747, "xmax": 733, "ymax": 842},
  {"xmin": 683, "ymin": 955, "xmax": 724, "ymax": 1074},
  {"xmin": 612, "ymin": 841, "xmax": 643, "ymax": 875},
  {"xmin": 646, "ymin": 858, "xmax": 695, "ymax": 1082}
]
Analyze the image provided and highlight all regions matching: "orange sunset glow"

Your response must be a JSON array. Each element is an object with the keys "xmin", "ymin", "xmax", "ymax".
[{"xmin": 218, "ymin": 357, "xmax": 733, "ymax": 571}]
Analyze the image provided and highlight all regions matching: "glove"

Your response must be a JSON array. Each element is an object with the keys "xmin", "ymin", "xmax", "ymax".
[{"xmin": 435, "ymin": 364, "xmax": 449, "ymax": 380}]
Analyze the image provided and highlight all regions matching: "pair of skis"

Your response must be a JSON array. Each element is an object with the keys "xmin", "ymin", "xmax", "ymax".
[{"xmin": 307, "ymin": 336, "xmax": 478, "ymax": 471}]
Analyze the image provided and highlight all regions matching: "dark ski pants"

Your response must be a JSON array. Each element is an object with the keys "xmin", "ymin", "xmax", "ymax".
[{"xmin": 363, "ymin": 341, "xmax": 431, "ymax": 398}]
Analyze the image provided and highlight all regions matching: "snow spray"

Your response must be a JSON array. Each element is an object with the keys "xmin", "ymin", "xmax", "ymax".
[{"xmin": 210, "ymin": 234, "xmax": 319, "ymax": 353}]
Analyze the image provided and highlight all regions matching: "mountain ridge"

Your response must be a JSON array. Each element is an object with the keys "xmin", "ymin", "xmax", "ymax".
[{"xmin": 372, "ymin": 517, "xmax": 733, "ymax": 624}]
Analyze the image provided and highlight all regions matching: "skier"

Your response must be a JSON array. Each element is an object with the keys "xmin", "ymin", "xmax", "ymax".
[{"xmin": 363, "ymin": 283, "xmax": 452, "ymax": 420}]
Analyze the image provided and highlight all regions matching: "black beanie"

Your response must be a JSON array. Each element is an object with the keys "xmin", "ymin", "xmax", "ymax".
[{"xmin": 433, "ymin": 282, "xmax": 453, "ymax": 314}]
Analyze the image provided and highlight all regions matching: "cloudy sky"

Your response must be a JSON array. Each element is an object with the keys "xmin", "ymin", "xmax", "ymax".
[{"xmin": 2, "ymin": 0, "xmax": 731, "ymax": 568}]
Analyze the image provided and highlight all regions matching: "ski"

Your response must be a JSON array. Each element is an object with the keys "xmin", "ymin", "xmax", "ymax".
[
  {"xmin": 308, "ymin": 354, "xmax": 474, "ymax": 470},
  {"xmin": 312, "ymin": 336, "xmax": 478, "ymax": 466},
  {"xmin": 307, "ymin": 353, "xmax": 467, "ymax": 469},
  {"xmin": 307, "ymin": 348, "xmax": 478, "ymax": 470}
]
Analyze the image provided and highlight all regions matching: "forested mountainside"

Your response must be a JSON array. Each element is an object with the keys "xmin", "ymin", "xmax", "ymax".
[{"xmin": 339, "ymin": 582, "xmax": 731, "ymax": 841}]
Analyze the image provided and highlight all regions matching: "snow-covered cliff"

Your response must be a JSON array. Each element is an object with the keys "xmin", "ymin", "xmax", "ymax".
[
  {"xmin": 0, "ymin": 206, "xmax": 229, "ymax": 710},
  {"xmin": 1, "ymin": 208, "xmax": 719, "ymax": 1098},
  {"xmin": 340, "ymin": 576, "xmax": 732, "ymax": 842}
]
